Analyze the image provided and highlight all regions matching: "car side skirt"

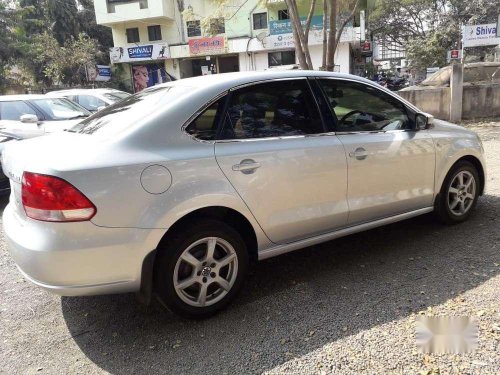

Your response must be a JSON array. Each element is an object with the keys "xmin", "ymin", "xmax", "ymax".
[{"xmin": 258, "ymin": 207, "xmax": 434, "ymax": 260}]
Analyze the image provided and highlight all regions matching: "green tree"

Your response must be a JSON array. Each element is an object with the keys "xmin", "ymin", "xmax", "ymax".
[
  {"xmin": 0, "ymin": 1, "xmax": 24, "ymax": 91},
  {"xmin": 10, "ymin": 0, "xmax": 112, "ymax": 89},
  {"xmin": 47, "ymin": 0, "xmax": 80, "ymax": 45},
  {"xmin": 77, "ymin": 0, "xmax": 113, "ymax": 64},
  {"xmin": 32, "ymin": 31, "xmax": 98, "ymax": 86},
  {"xmin": 370, "ymin": 0, "xmax": 500, "ymax": 69},
  {"xmin": 18, "ymin": 0, "xmax": 48, "ymax": 35}
]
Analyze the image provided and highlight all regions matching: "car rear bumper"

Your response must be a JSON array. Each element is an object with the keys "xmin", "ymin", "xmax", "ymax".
[{"xmin": 3, "ymin": 202, "xmax": 164, "ymax": 296}]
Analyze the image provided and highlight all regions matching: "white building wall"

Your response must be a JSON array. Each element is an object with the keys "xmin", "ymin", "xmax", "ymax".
[
  {"xmin": 95, "ymin": 0, "xmax": 175, "ymax": 25},
  {"xmin": 111, "ymin": 20, "xmax": 182, "ymax": 47}
]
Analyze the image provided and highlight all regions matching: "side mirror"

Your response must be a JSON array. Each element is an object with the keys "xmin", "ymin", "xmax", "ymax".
[
  {"xmin": 97, "ymin": 106, "xmax": 106, "ymax": 111},
  {"xmin": 20, "ymin": 114, "xmax": 39, "ymax": 124},
  {"xmin": 415, "ymin": 113, "xmax": 434, "ymax": 130}
]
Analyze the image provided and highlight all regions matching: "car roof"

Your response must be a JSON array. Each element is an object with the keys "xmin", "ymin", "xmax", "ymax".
[
  {"xmin": 0, "ymin": 94, "xmax": 50, "ymax": 101},
  {"xmin": 146, "ymin": 70, "xmax": 418, "ymax": 112},
  {"xmin": 162, "ymin": 70, "xmax": 372, "ymax": 91}
]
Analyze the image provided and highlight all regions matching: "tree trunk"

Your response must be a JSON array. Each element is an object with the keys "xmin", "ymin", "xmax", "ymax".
[
  {"xmin": 285, "ymin": 0, "xmax": 308, "ymax": 69},
  {"xmin": 326, "ymin": 0, "xmax": 337, "ymax": 71},
  {"xmin": 321, "ymin": 0, "xmax": 327, "ymax": 70},
  {"xmin": 286, "ymin": 0, "xmax": 313, "ymax": 69},
  {"xmin": 304, "ymin": 0, "xmax": 317, "ymax": 44},
  {"xmin": 333, "ymin": 0, "xmax": 360, "ymax": 61},
  {"xmin": 291, "ymin": 0, "xmax": 313, "ymax": 69}
]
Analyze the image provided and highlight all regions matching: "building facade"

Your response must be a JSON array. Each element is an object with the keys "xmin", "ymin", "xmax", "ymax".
[{"xmin": 94, "ymin": 0, "xmax": 367, "ymax": 92}]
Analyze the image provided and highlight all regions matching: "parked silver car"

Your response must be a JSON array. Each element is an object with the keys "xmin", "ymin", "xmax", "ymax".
[
  {"xmin": 2, "ymin": 71, "xmax": 486, "ymax": 318},
  {"xmin": 0, "ymin": 95, "xmax": 91, "ymax": 138},
  {"xmin": 46, "ymin": 88, "xmax": 131, "ymax": 112}
]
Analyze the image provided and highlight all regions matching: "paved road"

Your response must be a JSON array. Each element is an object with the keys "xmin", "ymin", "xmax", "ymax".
[{"xmin": 1, "ymin": 121, "xmax": 499, "ymax": 374}]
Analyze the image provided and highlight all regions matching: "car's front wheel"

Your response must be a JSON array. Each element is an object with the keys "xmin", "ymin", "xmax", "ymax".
[
  {"xmin": 436, "ymin": 161, "xmax": 480, "ymax": 224},
  {"xmin": 154, "ymin": 219, "xmax": 248, "ymax": 318}
]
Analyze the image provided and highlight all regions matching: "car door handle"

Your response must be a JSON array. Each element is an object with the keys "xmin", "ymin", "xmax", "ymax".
[
  {"xmin": 349, "ymin": 147, "xmax": 368, "ymax": 160},
  {"xmin": 232, "ymin": 159, "xmax": 261, "ymax": 174}
]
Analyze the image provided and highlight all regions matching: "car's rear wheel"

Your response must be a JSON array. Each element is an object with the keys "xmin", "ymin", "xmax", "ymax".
[
  {"xmin": 154, "ymin": 219, "xmax": 248, "ymax": 318},
  {"xmin": 435, "ymin": 161, "xmax": 480, "ymax": 224}
]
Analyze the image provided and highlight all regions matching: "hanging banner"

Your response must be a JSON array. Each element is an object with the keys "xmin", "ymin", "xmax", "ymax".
[
  {"xmin": 132, "ymin": 64, "xmax": 168, "ymax": 93},
  {"xmin": 188, "ymin": 36, "xmax": 226, "ymax": 56},
  {"xmin": 110, "ymin": 42, "xmax": 169, "ymax": 63},
  {"xmin": 463, "ymin": 23, "xmax": 500, "ymax": 47}
]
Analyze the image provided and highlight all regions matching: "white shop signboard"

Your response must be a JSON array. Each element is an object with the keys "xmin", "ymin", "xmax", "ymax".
[
  {"xmin": 463, "ymin": 23, "xmax": 500, "ymax": 47},
  {"xmin": 264, "ymin": 28, "xmax": 356, "ymax": 50},
  {"xmin": 264, "ymin": 15, "xmax": 356, "ymax": 50}
]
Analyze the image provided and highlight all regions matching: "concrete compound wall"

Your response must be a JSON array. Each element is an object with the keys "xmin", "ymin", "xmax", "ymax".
[
  {"xmin": 462, "ymin": 84, "xmax": 500, "ymax": 119},
  {"xmin": 398, "ymin": 88, "xmax": 450, "ymax": 120},
  {"xmin": 398, "ymin": 83, "xmax": 500, "ymax": 120}
]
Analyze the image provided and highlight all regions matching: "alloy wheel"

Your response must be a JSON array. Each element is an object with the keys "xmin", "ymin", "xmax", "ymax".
[
  {"xmin": 447, "ymin": 170, "xmax": 476, "ymax": 216},
  {"xmin": 173, "ymin": 237, "xmax": 238, "ymax": 307}
]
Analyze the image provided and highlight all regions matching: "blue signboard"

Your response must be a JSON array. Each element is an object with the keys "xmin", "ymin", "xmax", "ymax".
[
  {"xmin": 96, "ymin": 66, "xmax": 111, "ymax": 77},
  {"xmin": 269, "ymin": 14, "xmax": 353, "ymax": 36},
  {"xmin": 270, "ymin": 15, "xmax": 324, "ymax": 35},
  {"xmin": 127, "ymin": 45, "xmax": 153, "ymax": 59}
]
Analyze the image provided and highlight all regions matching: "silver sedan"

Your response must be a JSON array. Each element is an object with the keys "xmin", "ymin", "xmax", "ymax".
[{"xmin": 2, "ymin": 71, "xmax": 486, "ymax": 318}]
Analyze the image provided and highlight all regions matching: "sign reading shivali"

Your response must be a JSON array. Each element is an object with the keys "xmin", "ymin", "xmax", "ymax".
[
  {"xmin": 265, "ymin": 15, "xmax": 356, "ymax": 50},
  {"xmin": 109, "ymin": 42, "xmax": 169, "ymax": 63},
  {"xmin": 95, "ymin": 65, "xmax": 111, "ymax": 81},
  {"xmin": 462, "ymin": 23, "xmax": 500, "ymax": 47}
]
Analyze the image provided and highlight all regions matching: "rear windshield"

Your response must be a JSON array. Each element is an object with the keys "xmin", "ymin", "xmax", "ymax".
[
  {"xmin": 32, "ymin": 98, "xmax": 91, "ymax": 120},
  {"xmin": 69, "ymin": 85, "xmax": 191, "ymax": 136},
  {"xmin": 104, "ymin": 92, "xmax": 131, "ymax": 102}
]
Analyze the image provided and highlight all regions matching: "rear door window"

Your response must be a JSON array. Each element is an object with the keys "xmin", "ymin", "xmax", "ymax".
[
  {"xmin": 221, "ymin": 79, "xmax": 324, "ymax": 139},
  {"xmin": 185, "ymin": 99, "xmax": 223, "ymax": 141},
  {"xmin": 0, "ymin": 101, "xmax": 37, "ymax": 121}
]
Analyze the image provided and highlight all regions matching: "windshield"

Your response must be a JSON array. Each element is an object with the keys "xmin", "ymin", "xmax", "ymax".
[
  {"xmin": 104, "ymin": 92, "xmax": 131, "ymax": 102},
  {"xmin": 70, "ymin": 85, "xmax": 192, "ymax": 136},
  {"xmin": 31, "ymin": 98, "xmax": 91, "ymax": 120}
]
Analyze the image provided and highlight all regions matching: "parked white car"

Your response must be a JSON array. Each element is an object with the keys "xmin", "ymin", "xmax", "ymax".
[
  {"xmin": 0, "ymin": 95, "xmax": 91, "ymax": 138},
  {"xmin": 2, "ymin": 71, "xmax": 486, "ymax": 318},
  {"xmin": 46, "ymin": 88, "xmax": 131, "ymax": 112}
]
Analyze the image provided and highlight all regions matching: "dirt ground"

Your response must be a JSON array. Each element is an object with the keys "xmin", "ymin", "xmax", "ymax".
[{"xmin": 1, "ymin": 119, "xmax": 499, "ymax": 374}]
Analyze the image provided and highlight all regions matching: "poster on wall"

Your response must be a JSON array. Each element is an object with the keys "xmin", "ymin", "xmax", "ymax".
[
  {"xmin": 132, "ymin": 64, "xmax": 168, "ymax": 93},
  {"xmin": 110, "ymin": 42, "xmax": 169, "ymax": 63}
]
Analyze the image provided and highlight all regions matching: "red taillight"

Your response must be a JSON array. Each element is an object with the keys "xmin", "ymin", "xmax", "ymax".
[{"xmin": 22, "ymin": 172, "xmax": 96, "ymax": 222}]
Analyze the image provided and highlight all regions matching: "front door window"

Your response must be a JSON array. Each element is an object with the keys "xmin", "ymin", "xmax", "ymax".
[{"xmin": 319, "ymin": 79, "xmax": 410, "ymax": 132}]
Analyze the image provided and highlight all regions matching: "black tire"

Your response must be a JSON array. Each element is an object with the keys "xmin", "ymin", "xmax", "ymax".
[
  {"xmin": 154, "ymin": 219, "xmax": 248, "ymax": 319},
  {"xmin": 435, "ymin": 160, "xmax": 480, "ymax": 225}
]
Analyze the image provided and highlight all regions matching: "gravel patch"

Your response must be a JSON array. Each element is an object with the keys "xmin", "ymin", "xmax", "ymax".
[{"xmin": 1, "ymin": 120, "xmax": 499, "ymax": 375}]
